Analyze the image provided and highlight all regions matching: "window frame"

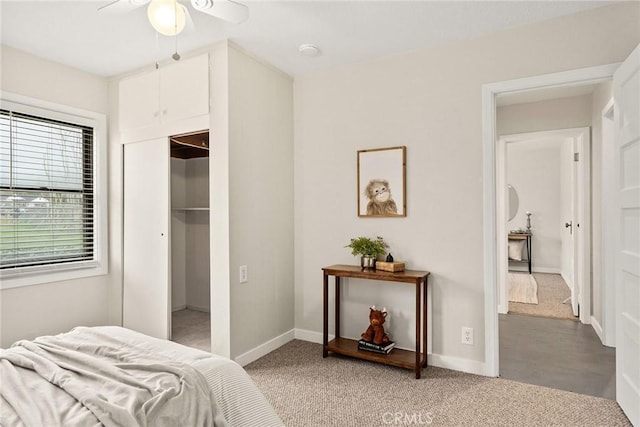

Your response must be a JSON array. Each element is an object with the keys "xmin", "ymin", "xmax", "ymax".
[{"xmin": 0, "ymin": 92, "xmax": 108, "ymax": 289}]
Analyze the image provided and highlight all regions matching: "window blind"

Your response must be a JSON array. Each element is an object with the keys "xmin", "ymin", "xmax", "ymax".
[{"xmin": 0, "ymin": 109, "xmax": 95, "ymax": 270}]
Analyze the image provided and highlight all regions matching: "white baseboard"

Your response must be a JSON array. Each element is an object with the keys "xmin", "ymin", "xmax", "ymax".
[
  {"xmin": 234, "ymin": 329, "xmax": 295, "ymax": 367},
  {"xmin": 172, "ymin": 304, "xmax": 187, "ymax": 312},
  {"xmin": 294, "ymin": 328, "xmax": 490, "ymax": 377},
  {"xmin": 560, "ymin": 273, "xmax": 574, "ymax": 291},
  {"xmin": 532, "ymin": 267, "xmax": 561, "ymax": 274},
  {"xmin": 186, "ymin": 305, "xmax": 210, "ymax": 313},
  {"xmin": 294, "ymin": 328, "xmax": 334, "ymax": 343},
  {"xmin": 510, "ymin": 266, "xmax": 560, "ymax": 274},
  {"xmin": 591, "ymin": 316, "xmax": 604, "ymax": 344},
  {"xmin": 428, "ymin": 353, "xmax": 490, "ymax": 377}
]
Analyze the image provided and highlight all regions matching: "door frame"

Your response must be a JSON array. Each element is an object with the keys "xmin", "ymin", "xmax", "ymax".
[
  {"xmin": 600, "ymin": 98, "xmax": 616, "ymax": 347},
  {"xmin": 496, "ymin": 127, "xmax": 590, "ymax": 323},
  {"xmin": 481, "ymin": 63, "xmax": 620, "ymax": 377}
]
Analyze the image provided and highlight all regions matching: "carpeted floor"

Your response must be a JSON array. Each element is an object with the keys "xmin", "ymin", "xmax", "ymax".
[
  {"xmin": 509, "ymin": 273, "xmax": 575, "ymax": 320},
  {"xmin": 171, "ymin": 309, "xmax": 210, "ymax": 351},
  {"xmin": 245, "ymin": 340, "xmax": 630, "ymax": 427}
]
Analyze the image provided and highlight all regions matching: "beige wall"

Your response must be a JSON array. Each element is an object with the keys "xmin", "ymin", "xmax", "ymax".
[
  {"xmin": 293, "ymin": 2, "xmax": 639, "ymax": 369},
  {"xmin": 226, "ymin": 45, "xmax": 295, "ymax": 359},
  {"xmin": 0, "ymin": 46, "xmax": 115, "ymax": 347},
  {"xmin": 108, "ymin": 41, "xmax": 295, "ymax": 360},
  {"xmin": 506, "ymin": 138, "xmax": 563, "ymax": 273},
  {"xmin": 497, "ymin": 94, "xmax": 593, "ymax": 136}
]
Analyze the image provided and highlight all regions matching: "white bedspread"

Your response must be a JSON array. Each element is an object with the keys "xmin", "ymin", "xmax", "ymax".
[
  {"xmin": 98, "ymin": 327, "xmax": 283, "ymax": 427},
  {"xmin": 0, "ymin": 327, "xmax": 221, "ymax": 427}
]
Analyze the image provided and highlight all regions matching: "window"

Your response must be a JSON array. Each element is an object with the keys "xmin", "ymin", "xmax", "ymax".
[{"xmin": 0, "ymin": 95, "xmax": 107, "ymax": 288}]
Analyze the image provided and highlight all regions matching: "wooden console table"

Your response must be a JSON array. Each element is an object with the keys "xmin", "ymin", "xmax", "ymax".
[{"xmin": 322, "ymin": 264, "xmax": 430, "ymax": 379}]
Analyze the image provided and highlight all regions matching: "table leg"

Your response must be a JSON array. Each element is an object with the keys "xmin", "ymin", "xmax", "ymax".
[
  {"xmin": 335, "ymin": 277, "xmax": 341, "ymax": 339},
  {"xmin": 323, "ymin": 272, "xmax": 329, "ymax": 357},
  {"xmin": 415, "ymin": 280, "xmax": 421, "ymax": 379},
  {"xmin": 528, "ymin": 236, "xmax": 532, "ymax": 274},
  {"xmin": 423, "ymin": 277, "xmax": 428, "ymax": 368}
]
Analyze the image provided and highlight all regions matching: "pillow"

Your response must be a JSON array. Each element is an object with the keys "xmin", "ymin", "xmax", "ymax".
[{"xmin": 508, "ymin": 240, "xmax": 525, "ymax": 261}]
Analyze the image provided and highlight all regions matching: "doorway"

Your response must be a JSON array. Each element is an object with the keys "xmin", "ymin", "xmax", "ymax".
[
  {"xmin": 495, "ymin": 121, "xmax": 617, "ymax": 398},
  {"xmin": 483, "ymin": 44, "xmax": 640, "ymax": 426},
  {"xmin": 481, "ymin": 63, "xmax": 620, "ymax": 377},
  {"xmin": 497, "ymin": 127, "xmax": 590, "ymax": 321},
  {"xmin": 169, "ymin": 130, "xmax": 211, "ymax": 352}
]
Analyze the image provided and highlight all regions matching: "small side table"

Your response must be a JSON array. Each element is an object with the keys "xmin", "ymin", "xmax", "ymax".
[
  {"xmin": 322, "ymin": 264, "xmax": 430, "ymax": 379},
  {"xmin": 508, "ymin": 233, "xmax": 532, "ymax": 274}
]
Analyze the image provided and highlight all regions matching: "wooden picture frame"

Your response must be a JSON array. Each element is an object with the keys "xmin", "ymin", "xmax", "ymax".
[{"xmin": 357, "ymin": 146, "xmax": 406, "ymax": 217}]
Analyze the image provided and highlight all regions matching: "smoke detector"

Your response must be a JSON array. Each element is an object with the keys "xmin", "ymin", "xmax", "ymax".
[{"xmin": 299, "ymin": 44, "xmax": 320, "ymax": 57}]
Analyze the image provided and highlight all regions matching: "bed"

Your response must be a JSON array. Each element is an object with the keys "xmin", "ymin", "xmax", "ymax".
[{"xmin": 0, "ymin": 326, "xmax": 283, "ymax": 427}]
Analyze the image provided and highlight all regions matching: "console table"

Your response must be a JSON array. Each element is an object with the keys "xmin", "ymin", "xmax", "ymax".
[{"xmin": 322, "ymin": 264, "xmax": 430, "ymax": 379}]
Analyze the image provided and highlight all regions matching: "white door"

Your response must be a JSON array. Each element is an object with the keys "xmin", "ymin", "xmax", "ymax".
[
  {"xmin": 559, "ymin": 132, "xmax": 590, "ymax": 320},
  {"xmin": 614, "ymin": 43, "xmax": 640, "ymax": 426},
  {"xmin": 574, "ymin": 133, "xmax": 591, "ymax": 323},
  {"xmin": 123, "ymin": 138, "xmax": 171, "ymax": 339}
]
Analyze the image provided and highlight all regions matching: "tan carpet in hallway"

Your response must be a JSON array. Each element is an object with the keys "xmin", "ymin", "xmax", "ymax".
[
  {"xmin": 245, "ymin": 340, "xmax": 630, "ymax": 427},
  {"xmin": 509, "ymin": 273, "xmax": 575, "ymax": 320}
]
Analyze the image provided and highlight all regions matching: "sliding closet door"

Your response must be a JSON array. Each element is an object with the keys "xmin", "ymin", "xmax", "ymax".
[{"xmin": 123, "ymin": 138, "xmax": 170, "ymax": 339}]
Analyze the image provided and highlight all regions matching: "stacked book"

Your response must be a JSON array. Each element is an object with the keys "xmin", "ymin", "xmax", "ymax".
[{"xmin": 357, "ymin": 339, "xmax": 395, "ymax": 354}]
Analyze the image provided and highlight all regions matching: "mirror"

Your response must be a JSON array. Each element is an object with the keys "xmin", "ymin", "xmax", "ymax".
[{"xmin": 508, "ymin": 184, "xmax": 519, "ymax": 221}]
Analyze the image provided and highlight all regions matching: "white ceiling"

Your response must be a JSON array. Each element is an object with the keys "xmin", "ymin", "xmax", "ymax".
[{"xmin": 1, "ymin": 1, "xmax": 614, "ymax": 79}]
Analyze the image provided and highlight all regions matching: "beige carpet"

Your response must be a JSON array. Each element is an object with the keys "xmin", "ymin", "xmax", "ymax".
[
  {"xmin": 508, "ymin": 272, "xmax": 538, "ymax": 304},
  {"xmin": 245, "ymin": 340, "xmax": 630, "ymax": 427},
  {"xmin": 171, "ymin": 308, "xmax": 210, "ymax": 351},
  {"xmin": 509, "ymin": 273, "xmax": 575, "ymax": 320}
]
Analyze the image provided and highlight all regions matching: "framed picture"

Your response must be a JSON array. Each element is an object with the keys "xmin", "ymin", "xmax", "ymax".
[{"xmin": 357, "ymin": 146, "xmax": 406, "ymax": 217}]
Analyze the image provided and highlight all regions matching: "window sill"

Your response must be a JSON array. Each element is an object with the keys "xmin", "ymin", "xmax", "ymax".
[{"xmin": 0, "ymin": 262, "xmax": 108, "ymax": 290}]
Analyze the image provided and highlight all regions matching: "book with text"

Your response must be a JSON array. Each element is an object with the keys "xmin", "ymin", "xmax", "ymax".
[{"xmin": 358, "ymin": 339, "xmax": 395, "ymax": 354}]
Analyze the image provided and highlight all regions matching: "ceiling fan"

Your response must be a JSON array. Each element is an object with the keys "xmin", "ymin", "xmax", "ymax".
[{"xmin": 99, "ymin": 0, "xmax": 249, "ymax": 36}]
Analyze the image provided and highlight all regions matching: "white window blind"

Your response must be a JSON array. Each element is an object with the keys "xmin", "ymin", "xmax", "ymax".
[{"xmin": 0, "ymin": 109, "xmax": 95, "ymax": 270}]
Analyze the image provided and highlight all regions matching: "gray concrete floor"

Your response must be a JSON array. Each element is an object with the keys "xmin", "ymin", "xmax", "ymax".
[{"xmin": 499, "ymin": 313, "xmax": 616, "ymax": 400}]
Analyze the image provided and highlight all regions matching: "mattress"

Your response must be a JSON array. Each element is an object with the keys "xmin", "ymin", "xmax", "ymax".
[{"xmin": 0, "ymin": 326, "xmax": 283, "ymax": 427}]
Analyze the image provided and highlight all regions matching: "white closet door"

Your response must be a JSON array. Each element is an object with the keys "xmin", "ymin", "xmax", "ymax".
[
  {"xmin": 614, "ymin": 43, "xmax": 640, "ymax": 426},
  {"xmin": 123, "ymin": 138, "xmax": 170, "ymax": 339}
]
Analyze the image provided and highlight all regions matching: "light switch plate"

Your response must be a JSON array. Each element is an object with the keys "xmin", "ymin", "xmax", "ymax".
[{"xmin": 239, "ymin": 265, "xmax": 248, "ymax": 283}]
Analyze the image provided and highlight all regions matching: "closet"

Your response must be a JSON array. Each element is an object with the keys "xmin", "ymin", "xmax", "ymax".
[
  {"xmin": 121, "ymin": 52, "xmax": 212, "ymax": 345},
  {"xmin": 170, "ymin": 131, "xmax": 211, "ymax": 347},
  {"xmin": 122, "ymin": 130, "xmax": 211, "ymax": 345}
]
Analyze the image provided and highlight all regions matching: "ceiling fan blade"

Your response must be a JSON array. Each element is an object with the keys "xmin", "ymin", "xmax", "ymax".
[
  {"xmin": 98, "ymin": 0, "xmax": 149, "ymax": 14},
  {"xmin": 190, "ymin": 0, "xmax": 249, "ymax": 24}
]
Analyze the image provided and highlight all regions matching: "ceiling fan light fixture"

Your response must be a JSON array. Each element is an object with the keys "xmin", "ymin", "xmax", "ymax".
[{"xmin": 147, "ymin": 0, "xmax": 187, "ymax": 36}]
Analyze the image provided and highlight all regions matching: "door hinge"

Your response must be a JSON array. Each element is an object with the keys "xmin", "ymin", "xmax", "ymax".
[{"xmin": 574, "ymin": 152, "xmax": 579, "ymax": 162}]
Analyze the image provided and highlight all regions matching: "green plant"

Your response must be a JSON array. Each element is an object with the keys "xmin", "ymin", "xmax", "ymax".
[{"xmin": 345, "ymin": 236, "xmax": 389, "ymax": 258}]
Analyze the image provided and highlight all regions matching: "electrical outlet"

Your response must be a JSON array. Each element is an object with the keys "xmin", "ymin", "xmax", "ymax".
[
  {"xmin": 462, "ymin": 327, "xmax": 474, "ymax": 345},
  {"xmin": 239, "ymin": 265, "xmax": 248, "ymax": 283}
]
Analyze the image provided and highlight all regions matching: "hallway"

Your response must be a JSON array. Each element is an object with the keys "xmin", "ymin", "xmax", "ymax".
[{"xmin": 499, "ymin": 313, "xmax": 616, "ymax": 400}]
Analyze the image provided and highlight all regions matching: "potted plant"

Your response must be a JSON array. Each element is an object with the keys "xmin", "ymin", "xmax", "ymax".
[{"xmin": 345, "ymin": 236, "xmax": 389, "ymax": 270}]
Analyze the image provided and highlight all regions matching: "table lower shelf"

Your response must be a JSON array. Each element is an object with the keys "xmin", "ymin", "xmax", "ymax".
[{"xmin": 325, "ymin": 337, "xmax": 425, "ymax": 372}]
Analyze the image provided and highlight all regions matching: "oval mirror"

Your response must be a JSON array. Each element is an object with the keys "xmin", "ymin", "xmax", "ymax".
[{"xmin": 508, "ymin": 184, "xmax": 519, "ymax": 221}]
